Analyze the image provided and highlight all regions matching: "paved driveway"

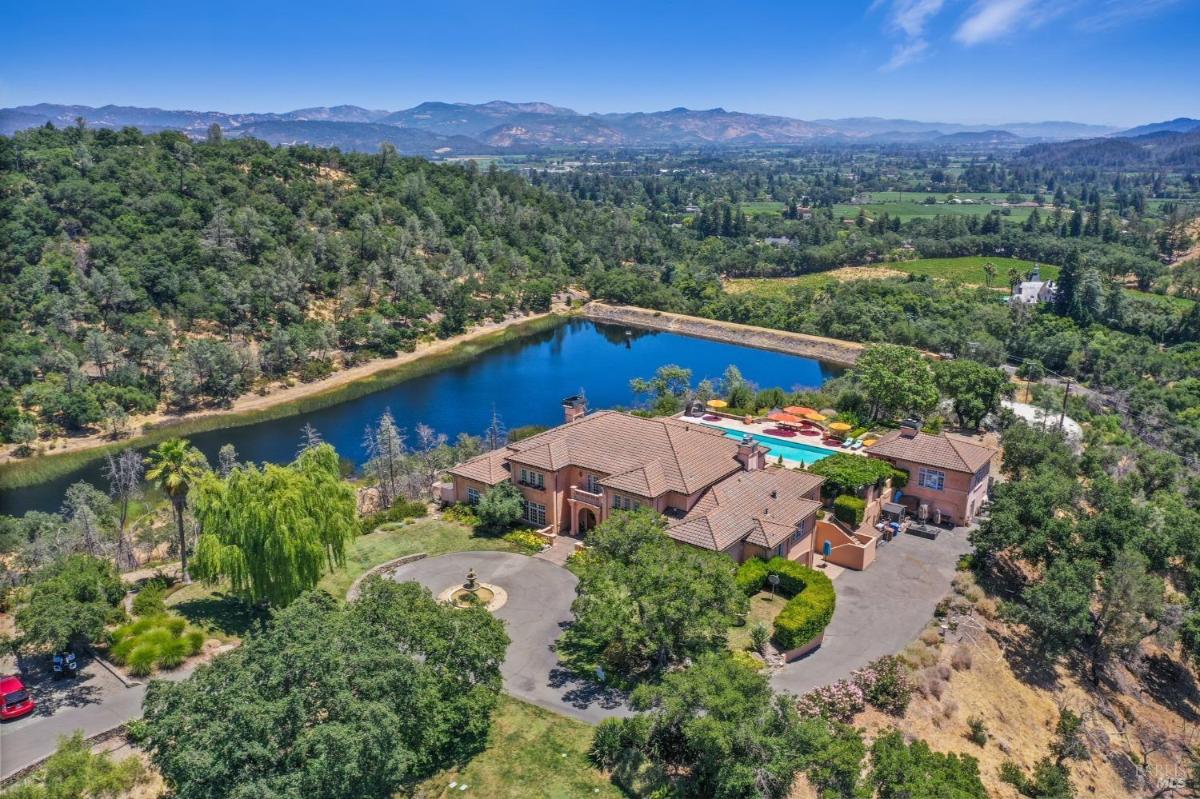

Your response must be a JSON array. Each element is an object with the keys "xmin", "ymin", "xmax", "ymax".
[
  {"xmin": 771, "ymin": 526, "xmax": 971, "ymax": 696},
  {"xmin": 0, "ymin": 656, "xmax": 196, "ymax": 779},
  {"xmin": 388, "ymin": 551, "xmax": 629, "ymax": 723}
]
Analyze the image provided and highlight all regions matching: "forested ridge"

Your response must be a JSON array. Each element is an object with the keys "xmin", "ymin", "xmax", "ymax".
[{"xmin": 0, "ymin": 125, "xmax": 659, "ymax": 443}]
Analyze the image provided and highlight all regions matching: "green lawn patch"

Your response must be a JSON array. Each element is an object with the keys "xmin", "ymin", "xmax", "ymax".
[
  {"xmin": 413, "ymin": 696, "xmax": 620, "ymax": 798},
  {"xmin": 317, "ymin": 517, "xmax": 520, "ymax": 599},
  {"xmin": 893, "ymin": 256, "xmax": 1052, "ymax": 284},
  {"xmin": 832, "ymin": 201, "xmax": 1037, "ymax": 223},
  {"xmin": 727, "ymin": 591, "xmax": 785, "ymax": 653},
  {"xmin": 163, "ymin": 518, "xmax": 519, "ymax": 638}
]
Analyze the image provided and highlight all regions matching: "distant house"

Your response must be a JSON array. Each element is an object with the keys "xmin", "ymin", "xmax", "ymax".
[
  {"xmin": 763, "ymin": 236, "xmax": 792, "ymax": 247},
  {"xmin": 683, "ymin": 205, "xmax": 702, "ymax": 214},
  {"xmin": 795, "ymin": 206, "xmax": 813, "ymax": 220},
  {"xmin": 1011, "ymin": 266, "xmax": 1056, "ymax": 304},
  {"xmin": 865, "ymin": 422, "xmax": 997, "ymax": 526}
]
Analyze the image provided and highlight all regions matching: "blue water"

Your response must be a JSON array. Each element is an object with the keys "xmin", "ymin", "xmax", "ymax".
[
  {"xmin": 1, "ymin": 319, "xmax": 842, "ymax": 516},
  {"xmin": 708, "ymin": 426, "xmax": 836, "ymax": 466}
]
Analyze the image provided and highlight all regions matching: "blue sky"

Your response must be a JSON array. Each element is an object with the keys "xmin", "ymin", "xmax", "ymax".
[{"xmin": 2, "ymin": 0, "xmax": 1196, "ymax": 126}]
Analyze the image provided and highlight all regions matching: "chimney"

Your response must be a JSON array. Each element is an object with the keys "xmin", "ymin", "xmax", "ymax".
[
  {"xmin": 899, "ymin": 419, "xmax": 921, "ymax": 438},
  {"xmin": 736, "ymin": 434, "xmax": 765, "ymax": 471},
  {"xmin": 562, "ymin": 394, "xmax": 587, "ymax": 424}
]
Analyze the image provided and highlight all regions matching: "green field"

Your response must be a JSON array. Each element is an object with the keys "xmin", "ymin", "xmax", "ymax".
[
  {"xmin": 895, "ymin": 256, "xmax": 1052, "ymax": 283},
  {"xmin": 727, "ymin": 256, "xmax": 1049, "ymax": 298},
  {"xmin": 741, "ymin": 200, "xmax": 787, "ymax": 217},
  {"xmin": 832, "ymin": 201, "xmax": 1037, "ymax": 223}
]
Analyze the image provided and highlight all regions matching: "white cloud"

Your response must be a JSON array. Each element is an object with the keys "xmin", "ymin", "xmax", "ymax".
[
  {"xmin": 954, "ymin": 0, "xmax": 1040, "ymax": 45},
  {"xmin": 873, "ymin": 0, "xmax": 946, "ymax": 70},
  {"xmin": 882, "ymin": 39, "xmax": 931, "ymax": 71}
]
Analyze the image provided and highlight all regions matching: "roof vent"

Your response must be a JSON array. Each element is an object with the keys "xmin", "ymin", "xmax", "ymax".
[{"xmin": 770, "ymin": 489, "xmax": 778, "ymax": 499}]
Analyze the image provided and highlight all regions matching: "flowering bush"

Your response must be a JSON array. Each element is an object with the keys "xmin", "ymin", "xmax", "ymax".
[
  {"xmin": 442, "ymin": 503, "xmax": 480, "ymax": 527},
  {"xmin": 503, "ymin": 531, "xmax": 548, "ymax": 553},
  {"xmin": 795, "ymin": 679, "xmax": 865, "ymax": 722},
  {"xmin": 852, "ymin": 655, "xmax": 914, "ymax": 716}
]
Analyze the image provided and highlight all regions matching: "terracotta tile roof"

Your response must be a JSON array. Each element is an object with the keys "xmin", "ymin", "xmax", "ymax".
[
  {"xmin": 666, "ymin": 467, "xmax": 823, "ymax": 552},
  {"xmin": 865, "ymin": 429, "xmax": 995, "ymax": 474},
  {"xmin": 447, "ymin": 448, "xmax": 511, "ymax": 485},
  {"xmin": 500, "ymin": 411, "xmax": 744, "ymax": 497}
]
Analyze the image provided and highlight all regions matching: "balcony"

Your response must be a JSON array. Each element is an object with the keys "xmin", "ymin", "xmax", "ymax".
[{"xmin": 570, "ymin": 485, "xmax": 603, "ymax": 508}]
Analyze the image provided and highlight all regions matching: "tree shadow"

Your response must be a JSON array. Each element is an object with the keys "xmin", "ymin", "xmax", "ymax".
[
  {"xmin": 547, "ymin": 666, "xmax": 629, "ymax": 711},
  {"xmin": 999, "ymin": 630, "xmax": 1062, "ymax": 690},
  {"xmin": 1134, "ymin": 652, "xmax": 1200, "ymax": 723},
  {"xmin": 171, "ymin": 593, "xmax": 268, "ymax": 638},
  {"xmin": 17, "ymin": 655, "xmax": 108, "ymax": 716}
]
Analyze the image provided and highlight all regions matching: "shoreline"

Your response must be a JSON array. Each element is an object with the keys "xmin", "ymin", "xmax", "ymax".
[
  {"xmin": 582, "ymin": 301, "xmax": 864, "ymax": 366},
  {"xmin": 0, "ymin": 311, "xmax": 569, "ymax": 491}
]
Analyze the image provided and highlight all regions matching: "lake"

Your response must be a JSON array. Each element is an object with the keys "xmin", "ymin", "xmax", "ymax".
[{"xmin": 0, "ymin": 319, "xmax": 842, "ymax": 516}]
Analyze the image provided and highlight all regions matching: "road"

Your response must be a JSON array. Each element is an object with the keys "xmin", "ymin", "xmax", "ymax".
[{"xmin": 0, "ymin": 656, "xmax": 195, "ymax": 779}]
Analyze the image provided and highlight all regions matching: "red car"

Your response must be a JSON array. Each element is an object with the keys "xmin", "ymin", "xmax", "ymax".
[{"xmin": 0, "ymin": 674, "xmax": 35, "ymax": 720}]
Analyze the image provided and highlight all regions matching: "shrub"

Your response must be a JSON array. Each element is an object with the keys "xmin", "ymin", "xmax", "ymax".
[
  {"xmin": 442, "ymin": 503, "xmax": 479, "ymax": 526},
  {"xmin": 967, "ymin": 716, "xmax": 988, "ymax": 746},
  {"xmin": 951, "ymin": 647, "xmax": 973, "ymax": 671},
  {"xmin": 796, "ymin": 679, "xmax": 865, "ymax": 722},
  {"xmin": 729, "ymin": 649, "xmax": 764, "ymax": 672},
  {"xmin": 919, "ymin": 627, "xmax": 942, "ymax": 646},
  {"xmin": 770, "ymin": 572, "xmax": 835, "ymax": 649},
  {"xmin": 503, "ymin": 531, "xmax": 547, "ymax": 553},
  {"xmin": 360, "ymin": 499, "xmax": 427, "ymax": 533},
  {"xmin": 131, "ymin": 585, "xmax": 167, "ymax": 617},
  {"xmin": 734, "ymin": 558, "xmax": 769, "ymax": 595},
  {"xmin": 733, "ymin": 557, "xmax": 836, "ymax": 650},
  {"xmin": 853, "ymin": 655, "xmax": 915, "ymax": 716},
  {"xmin": 832, "ymin": 494, "xmax": 866, "ymax": 527},
  {"xmin": 108, "ymin": 613, "xmax": 205, "ymax": 676},
  {"xmin": 927, "ymin": 677, "xmax": 946, "ymax": 699},
  {"xmin": 749, "ymin": 622, "xmax": 770, "ymax": 654}
]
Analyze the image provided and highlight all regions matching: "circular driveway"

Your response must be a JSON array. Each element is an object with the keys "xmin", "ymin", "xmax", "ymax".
[{"xmin": 389, "ymin": 551, "xmax": 628, "ymax": 722}]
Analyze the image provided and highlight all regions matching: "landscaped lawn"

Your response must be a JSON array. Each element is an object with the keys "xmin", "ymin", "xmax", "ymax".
[
  {"xmin": 165, "ymin": 518, "xmax": 520, "ymax": 637},
  {"xmin": 741, "ymin": 200, "xmax": 786, "ymax": 217},
  {"xmin": 318, "ymin": 517, "xmax": 520, "ymax": 599},
  {"xmin": 413, "ymin": 696, "xmax": 621, "ymax": 798},
  {"xmin": 727, "ymin": 590, "xmax": 785, "ymax": 653}
]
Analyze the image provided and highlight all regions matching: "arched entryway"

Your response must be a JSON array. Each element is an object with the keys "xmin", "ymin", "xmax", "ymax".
[{"xmin": 576, "ymin": 507, "xmax": 597, "ymax": 535}]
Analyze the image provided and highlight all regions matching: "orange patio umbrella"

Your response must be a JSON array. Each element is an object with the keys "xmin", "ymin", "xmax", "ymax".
[
  {"xmin": 706, "ymin": 399, "xmax": 728, "ymax": 408},
  {"xmin": 803, "ymin": 411, "xmax": 827, "ymax": 422},
  {"xmin": 784, "ymin": 406, "xmax": 816, "ymax": 416},
  {"xmin": 768, "ymin": 411, "xmax": 801, "ymax": 423}
]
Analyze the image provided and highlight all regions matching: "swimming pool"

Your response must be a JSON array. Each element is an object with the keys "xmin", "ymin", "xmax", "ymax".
[{"xmin": 705, "ymin": 426, "xmax": 835, "ymax": 466}]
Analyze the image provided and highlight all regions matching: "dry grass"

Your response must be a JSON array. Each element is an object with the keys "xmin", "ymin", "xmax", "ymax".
[{"xmin": 855, "ymin": 614, "xmax": 1199, "ymax": 799}]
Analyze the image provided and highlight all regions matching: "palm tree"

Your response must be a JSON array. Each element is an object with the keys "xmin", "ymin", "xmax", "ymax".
[
  {"xmin": 145, "ymin": 438, "xmax": 207, "ymax": 583},
  {"xmin": 983, "ymin": 262, "xmax": 996, "ymax": 288},
  {"xmin": 1007, "ymin": 267, "xmax": 1022, "ymax": 293}
]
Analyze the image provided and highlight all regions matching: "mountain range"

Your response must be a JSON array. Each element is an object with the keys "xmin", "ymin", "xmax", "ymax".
[{"xmin": 0, "ymin": 100, "xmax": 1187, "ymax": 156}]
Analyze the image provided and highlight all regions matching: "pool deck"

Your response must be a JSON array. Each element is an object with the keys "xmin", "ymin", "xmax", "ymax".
[{"xmin": 679, "ymin": 413, "xmax": 865, "ymax": 466}]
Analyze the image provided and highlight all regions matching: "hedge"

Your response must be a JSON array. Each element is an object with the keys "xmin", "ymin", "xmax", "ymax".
[
  {"xmin": 733, "ymin": 557, "xmax": 836, "ymax": 650},
  {"xmin": 833, "ymin": 495, "xmax": 866, "ymax": 527}
]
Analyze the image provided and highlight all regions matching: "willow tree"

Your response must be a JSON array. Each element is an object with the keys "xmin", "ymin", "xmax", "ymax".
[{"xmin": 191, "ymin": 444, "xmax": 356, "ymax": 607}]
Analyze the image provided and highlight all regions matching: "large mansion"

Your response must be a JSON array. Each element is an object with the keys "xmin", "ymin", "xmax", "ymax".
[{"xmin": 445, "ymin": 397, "xmax": 825, "ymax": 563}]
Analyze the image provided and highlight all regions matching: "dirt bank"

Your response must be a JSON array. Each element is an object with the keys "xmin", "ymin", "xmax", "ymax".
[{"xmin": 583, "ymin": 302, "xmax": 863, "ymax": 367}]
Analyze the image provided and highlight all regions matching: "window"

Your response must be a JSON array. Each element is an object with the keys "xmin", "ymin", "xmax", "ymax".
[
  {"xmin": 519, "ymin": 468, "xmax": 544, "ymax": 489},
  {"xmin": 609, "ymin": 494, "xmax": 638, "ymax": 511},
  {"xmin": 917, "ymin": 467, "xmax": 945, "ymax": 491},
  {"xmin": 585, "ymin": 473, "xmax": 599, "ymax": 493},
  {"xmin": 466, "ymin": 487, "xmax": 481, "ymax": 505},
  {"xmin": 522, "ymin": 500, "xmax": 546, "ymax": 526}
]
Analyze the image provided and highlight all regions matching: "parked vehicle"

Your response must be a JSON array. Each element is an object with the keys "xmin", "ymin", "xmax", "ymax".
[
  {"xmin": 0, "ymin": 675, "xmax": 35, "ymax": 720},
  {"xmin": 52, "ymin": 650, "xmax": 78, "ymax": 678}
]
